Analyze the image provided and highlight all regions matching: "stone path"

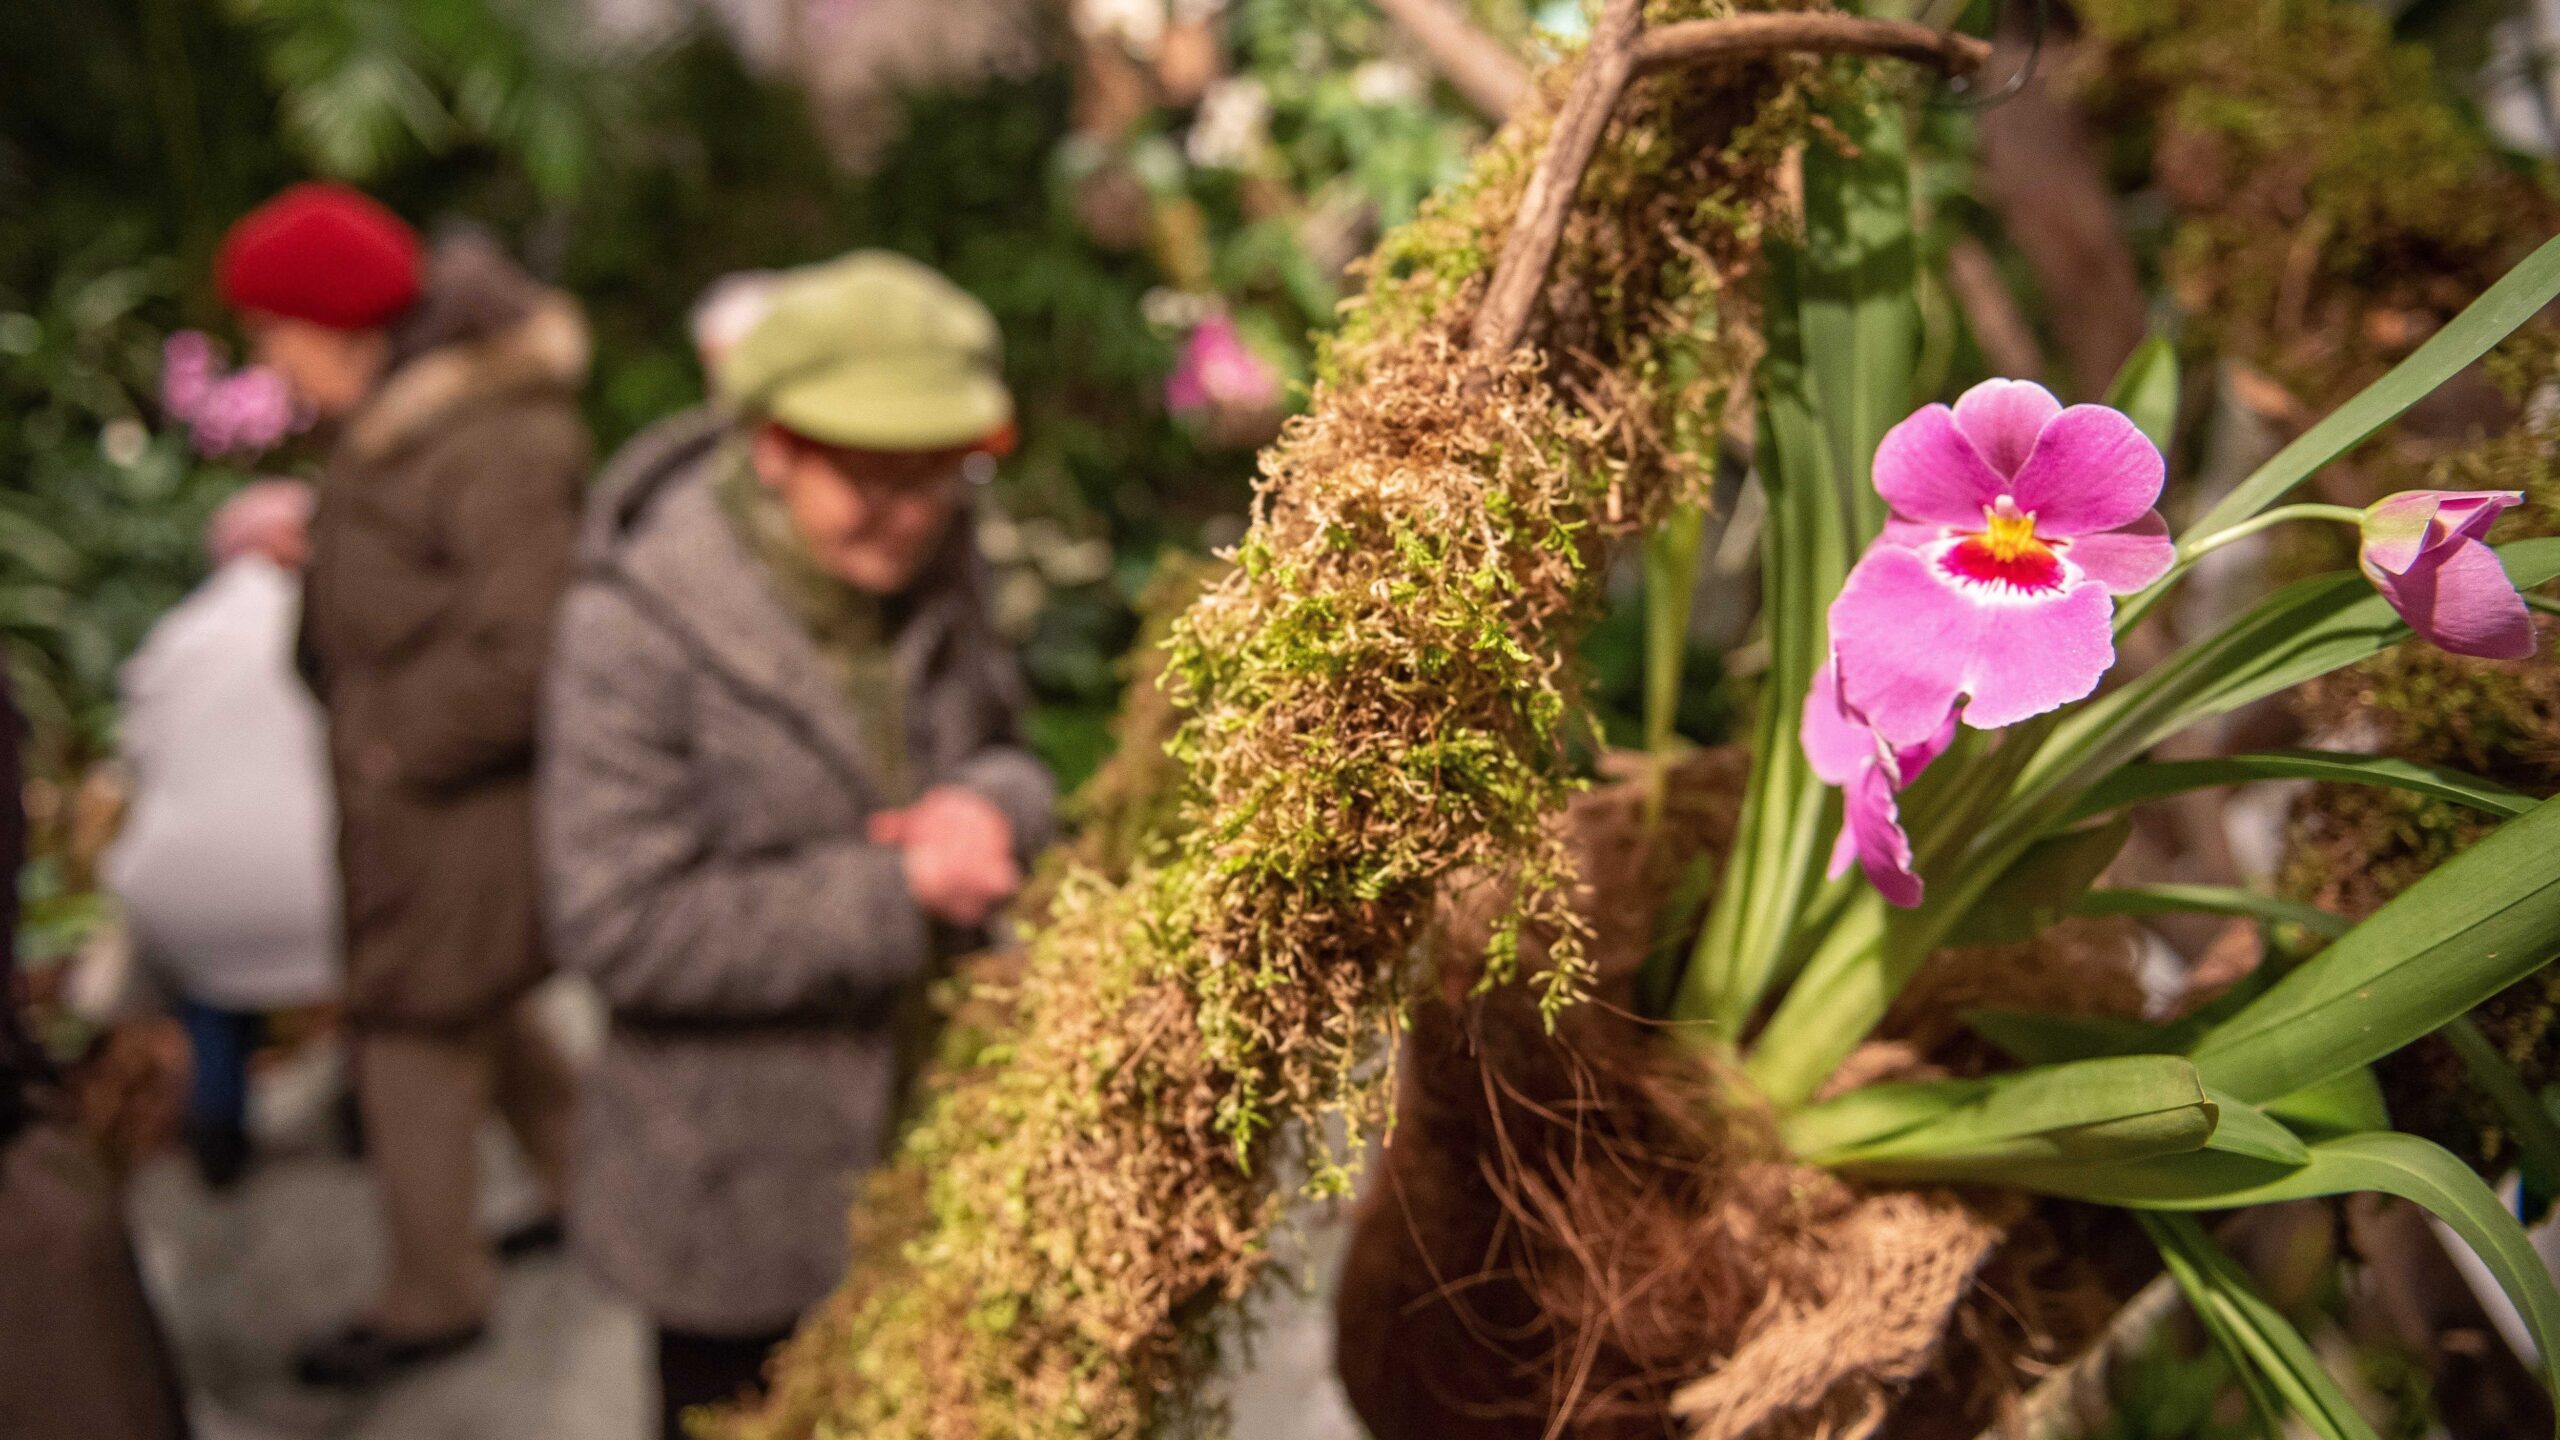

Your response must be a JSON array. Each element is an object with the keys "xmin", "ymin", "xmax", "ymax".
[
  {"xmin": 123, "ymin": 983, "xmax": 1366, "ymax": 1440},
  {"xmin": 127, "ymin": 1032, "xmax": 648, "ymax": 1440}
]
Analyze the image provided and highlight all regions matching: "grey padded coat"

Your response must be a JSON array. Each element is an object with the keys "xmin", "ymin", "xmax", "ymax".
[{"xmin": 538, "ymin": 408, "xmax": 1054, "ymax": 1334}]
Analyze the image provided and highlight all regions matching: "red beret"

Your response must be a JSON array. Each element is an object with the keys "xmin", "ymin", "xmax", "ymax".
[{"xmin": 216, "ymin": 183, "xmax": 422, "ymax": 331}]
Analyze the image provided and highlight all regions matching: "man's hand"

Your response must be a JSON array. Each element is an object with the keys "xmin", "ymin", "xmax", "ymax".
[{"xmin": 868, "ymin": 786, "xmax": 1020, "ymax": 927}]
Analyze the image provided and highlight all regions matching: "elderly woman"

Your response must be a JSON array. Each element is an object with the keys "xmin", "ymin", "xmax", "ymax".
[
  {"xmin": 214, "ymin": 182, "xmax": 591, "ymax": 1385},
  {"xmin": 106, "ymin": 481, "xmax": 337, "ymax": 1189},
  {"xmin": 539, "ymin": 252, "xmax": 1053, "ymax": 1435}
]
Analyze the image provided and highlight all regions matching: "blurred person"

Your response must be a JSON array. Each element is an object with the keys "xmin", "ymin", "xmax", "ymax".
[
  {"xmin": 215, "ymin": 182, "xmax": 593, "ymax": 1387},
  {"xmin": 538, "ymin": 252, "xmax": 1053, "ymax": 1436},
  {"xmin": 104, "ymin": 481, "xmax": 336, "ymax": 1190},
  {"xmin": 0, "ymin": 672, "xmax": 193, "ymax": 1440},
  {"xmin": 688, "ymin": 269, "xmax": 785, "ymax": 374},
  {"xmin": 575, "ymin": 270, "xmax": 790, "ymax": 552}
]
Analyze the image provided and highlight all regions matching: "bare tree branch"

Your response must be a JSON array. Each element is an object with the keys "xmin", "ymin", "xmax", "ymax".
[
  {"xmin": 1469, "ymin": 0, "xmax": 1647, "ymax": 358},
  {"xmin": 1635, "ymin": 12, "xmax": 1990, "ymax": 77},
  {"xmin": 1974, "ymin": 31, "xmax": 2147, "ymax": 396},
  {"xmin": 1470, "ymin": 8, "xmax": 1994, "ymax": 360},
  {"xmin": 1373, "ymin": 0, "xmax": 1532, "ymax": 123},
  {"xmin": 1945, "ymin": 236, "xmax": 2046, "ymax": 380}
]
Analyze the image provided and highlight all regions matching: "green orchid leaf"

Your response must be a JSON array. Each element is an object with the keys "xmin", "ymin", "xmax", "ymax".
[
  {"xmin": 1963, "ymin": 1008, "xmax": 2194, "ymax": 1066},
  {"xmin": 2262, "ymin": 1067, "xmax": 2390, "ymax": 1140},
  {"xmin": 1960, "ymin": 1023, "xmax": 2385, "ymax": 1140},
  {"xmin": 1780, "ymin": 1074, "xmax": 1988, "ymax": 1161},
  {"xmin": 1642, "ymin": 504, "xmax": 1708, "ymax": 760},
  {"xmin": 1800, "ymin": 93, "xmax": 1917, "ymax": 545},
  {"xmin": 2074, "ymin": 883, "xmax": 2351, "ymax": 939},
  {"xmin": 2442, "ymin": 1015, "xmax": 2560, "ymax": 1203},
  {"xmin": 1788, "ymin": 1054, "xmax": 2216, "ymax": 1182},
  {"xmin": 1679, "ymin": 247, "xmax": 1843, "ymax": 1036},
  {"xmin": 2202, "ymin": 1089, "xmax": 2311, "ymax": 1167},
  {"xmin": 2188, "ymin": 232, "xmax": 2560, "ymax": 537},
  {"xmin": 2063, "ymin": 749, "xmax": 2535, "ymax": 826},
  {"xmin": 2189, "ymin": 795, "xmax": 2560, "ymax": 1104},
  {"xmin": 2141, "ymin": 1213, "xmax": 2382, "ymax": 1440},
  {"xmin": 1943, "ymin": 816, "xmax": 2132, "ymax": 948},
  {"xmin": 2104, "ymin": 335, "xmax": 2181, "ymax": 454},
  {"xmin": 1636, "ymin": 847, "xmax": 1721, "ymax": 1021},
  {"xmin": 1995, "ymin": 1132, "xmax": 2560, "ymax": 1404}
]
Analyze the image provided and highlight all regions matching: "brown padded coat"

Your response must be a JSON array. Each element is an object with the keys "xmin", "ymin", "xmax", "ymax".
[{"xmin": 300, "ymin": 236, "xmax": 593, "ymax": 1032}]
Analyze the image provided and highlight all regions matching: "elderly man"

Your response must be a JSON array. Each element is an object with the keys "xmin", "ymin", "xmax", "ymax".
[
  {"xmin": 214, "ymin": 183, "xmax": 591, "ymax": 1385},
  {"xmin": 539, "ymin": 252, "xmax": 1053, "ymax": 1435}
]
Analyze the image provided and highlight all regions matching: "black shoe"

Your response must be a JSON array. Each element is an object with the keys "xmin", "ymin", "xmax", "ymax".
[
  {"xmin": 293, "ymin": 1321, "xmax": 486, "ymax": 1388},
  {"xmin": 187, "ymin": 1122, "xmax": 253, "ymax": 1191},
  {"xmin": 494, "ymin": 1214, "xmax": 565, "ymax": 1261},
  {"xmin": 332, "ymin": 1087, "xmax": 366, "ymax": 1160}
]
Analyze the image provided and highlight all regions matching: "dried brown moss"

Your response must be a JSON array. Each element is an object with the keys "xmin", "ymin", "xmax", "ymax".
[
  {"xmin": 1336, "ymin": 755, "xmax": 2141, "ymax": 1440},
  {"xmin": 728, "ymin": 9, "xmax": 1823, "ymax": 1437}
]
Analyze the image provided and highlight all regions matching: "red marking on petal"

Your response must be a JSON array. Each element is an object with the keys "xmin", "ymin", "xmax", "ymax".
[{"xmin": 1940, "ymin": 534, "xmax": 2065, "ymax": 593}]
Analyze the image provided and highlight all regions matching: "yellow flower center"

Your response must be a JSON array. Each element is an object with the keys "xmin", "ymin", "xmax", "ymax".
[{"xmin": 1980, "ymin": 499, "xmax": 2039, "ymax": 560}]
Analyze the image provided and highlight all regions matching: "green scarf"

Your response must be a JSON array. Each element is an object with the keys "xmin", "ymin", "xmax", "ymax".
[{"xmin": 717, "ymin": 448, "xmax": 914, "ymax": 806}]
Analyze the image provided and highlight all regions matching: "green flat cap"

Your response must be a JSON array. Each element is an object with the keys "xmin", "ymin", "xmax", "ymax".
[{"xmin": 717, "ymin": 250, "xmax": 1012, "ymax": 451}]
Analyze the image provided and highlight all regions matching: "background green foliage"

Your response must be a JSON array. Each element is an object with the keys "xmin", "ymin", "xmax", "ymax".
[{"xmin": 0, "ymin": 0, "xmax": 1519, "ymax": 785}]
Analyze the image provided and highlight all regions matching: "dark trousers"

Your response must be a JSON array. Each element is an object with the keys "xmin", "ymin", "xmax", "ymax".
[
  {"xmin": 178, "ymin": 1001, "xmax": 261, "ymax": 1135},
  {"xmin": 656, "ymin": 1327, "xmax": 788, "ymax": 1440}
]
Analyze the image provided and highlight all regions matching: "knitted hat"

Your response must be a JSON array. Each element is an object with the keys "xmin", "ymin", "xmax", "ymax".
[
  {"xmin": 216, "ymin": 183, "xmax": 423, "ymax": 331},
  {"xmin": 717, "ymin": 250, "xmax": 1011, "ymax": 452}
]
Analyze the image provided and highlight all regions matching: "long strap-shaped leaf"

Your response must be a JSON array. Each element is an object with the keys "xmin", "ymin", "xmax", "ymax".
[
  {"xmin": 1784, "ymin": 1054, "xmax": 2216, "ymax": 1181},
  {"xmin": 1677, "ymin": 244, "xmax": 1841, "ymax": 1035},
  {"xmin": 1799, "ymin": 92, "xmax": 1916, "ymax": 546},
  {"xmin": 2189, "ymin": 795, "xmax": 2560, "ymax": 1104},
  {"xmin": 2141, "ymin": 1212, "xmax": 2383, "ymax": 1440},
  {"xmin": 2186, "ymin": 232, "xmax": 2560, "ymax": 539},
  {"xmin": 2064, "ymin": 750, "xmax": 2537, "ymax": 826},
  {"xmin": 2076, "ymin": 883, "xmax": 2351, "ymax": 939},
  {"xmin": 1995, "ymin": 1132, "xmax": 2560, "ymax": 1409}
]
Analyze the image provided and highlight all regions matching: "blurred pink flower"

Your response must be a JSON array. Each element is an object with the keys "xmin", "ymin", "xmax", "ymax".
[
  {"xmin": 1802, "ymin": 658, "xmax": 1955, "ymax": 908},
  {"xmin": 1830, "ymin": 380, "xmax": 2173, "ymax": 748},
  {"xmin": 161, "ymin": 330, "xmax": 305, "ymax": 457},
  {"xmin": 161, "ymin": 331, "xmax": 219, "ymax": 418},
  {"xmin": 1166, "ymin": 314, "xmax": 1281, "ymax": 418},
  {"xmin": 2358, "ymin": 489, "xmax": 2536, "ymax": 659}
]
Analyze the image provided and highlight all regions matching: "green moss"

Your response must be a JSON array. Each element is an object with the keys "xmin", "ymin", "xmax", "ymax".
[{"xmin": 2075, "ymin": 0, "xmax": 2557, "ymax": 406}]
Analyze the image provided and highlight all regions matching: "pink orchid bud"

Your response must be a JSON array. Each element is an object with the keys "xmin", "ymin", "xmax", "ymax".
[
  {"xmin": 2358, "ymin": 489, "xmax": 2535, "ymax": 660},
  {"xmin": 1829, "ymin": 380, "xmax": 2174, "ymax": 748}
]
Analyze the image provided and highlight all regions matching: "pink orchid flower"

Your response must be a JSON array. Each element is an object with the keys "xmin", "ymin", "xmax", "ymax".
[
  {"xmin": 2358, "ymin": 489, "xmax": 2537, "ymax": 660},
  {"xmin": 1803, "ymin": 659, "xmax": 1957, "ymax": 908},
  {"xmin": 1166, "ymin": 314, "xmax": 1282, "ymax": 417},
  {"xmin": 162, "ymin": 330, "xmax": 306, "ymax": 457},
  {"xmin": 1828, "ymin": 380, "xmax": 2175, "ymax": 747},
  {"xmin": 162, "ymin": 331, "xmax": 219, "ymax": 419}
]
